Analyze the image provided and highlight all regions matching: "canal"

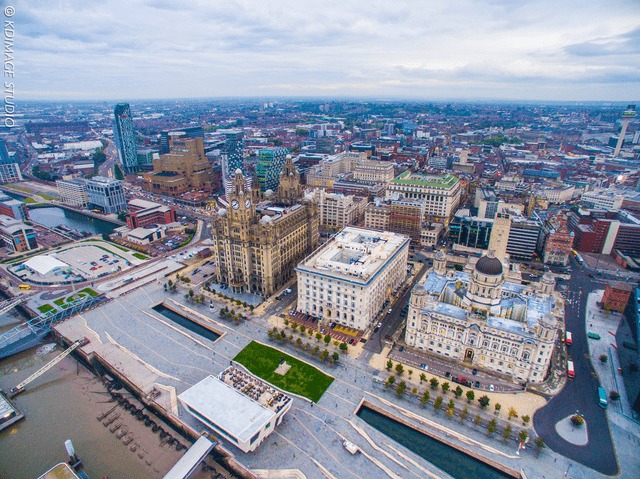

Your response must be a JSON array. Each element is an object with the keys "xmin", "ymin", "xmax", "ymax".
[
  {"xmin": 357, "ymin": 404, "xmax": 514, "ymax": 479},
  {"xmin": 28, "ymin": 206, "xmax": 118, "ymax": 236}
]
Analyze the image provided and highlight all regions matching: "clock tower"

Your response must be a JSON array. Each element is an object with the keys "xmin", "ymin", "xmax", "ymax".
[{"xmin": 229, "ymin": 168, "xmax": 257, "ymax": 223}]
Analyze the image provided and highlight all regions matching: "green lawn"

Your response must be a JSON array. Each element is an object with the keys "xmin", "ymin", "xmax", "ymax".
[
  {"xmin": 23, "ymin": 197, "xmax": 37, "ymax": 204},
  {"xmin": 79, "ymin": 288, "xmax": 98, "ymax": 297},
  {"xmin": 132, "ymin": 252, "xmax": 148, "ymax": 260},
  {"xmin": 233, "ymin": 341, "xmax": 334, "ymax": 403},
  {"xmin": 53, "ymin": 298, "xmax": 65, "ymax": 306},
  {"xmin": 37, "ymin": 304, "xmax": 55, "ymax": 314}
]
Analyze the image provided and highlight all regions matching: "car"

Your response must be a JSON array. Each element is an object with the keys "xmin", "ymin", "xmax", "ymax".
[
  {"xmin": 445, "ymin": 371, "xmax": 451, "ymax": 378},
  {"xmin": 275, "ymin": 296, "xmax": 282, "ymax": 300},
  {"xmin": 420, "ymin": 364, "xmax": 428, "ymax": 370},
  {"xmin": 377, "ymin": 322, "xmax": 382, "ymax": 328},
  {"xmin": 489, "ymin": 384, "xmax": 494, "ymax": 391},
  {"xmin": 373, "ymin": 327, "xmax": 380, "ymax": 333},
  {"xmin": 474, "ymin": 381, "xmax": 481, "ymax": 388},
  {"xmin": 320, "ymin": 329, "xmax": 326, "ymax": 334},
  {"xmin": 387, "ymin": 308, "xmax": 393, "ymax": 314},
  {"xmin": 399, "ymin": 346, "xmax": 404, "ymax": 352},
  {"xmin": 472, "ymin": 368, "xmax": 478, "ymax": 375},
  {"xmin": 384, "ymin": 334, "xmax": 393, "ymax": 340}
]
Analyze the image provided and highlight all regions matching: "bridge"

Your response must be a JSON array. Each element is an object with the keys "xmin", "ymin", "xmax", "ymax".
[
  {"xmin": 0, "ymin": 295, "xmax": 104, "ymax": 360},
  {"xmin": 0, "ymin": 295, "xmax": 29, "ymax": 316},
  {"xmin": 163, "ymin": 434, "xmax": 217, "ymax": 479}
]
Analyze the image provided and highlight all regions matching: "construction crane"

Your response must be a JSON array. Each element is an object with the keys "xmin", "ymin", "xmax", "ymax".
[{"xmin": 9, "ymin": 338, "xmax": 89, "ymax": 398}]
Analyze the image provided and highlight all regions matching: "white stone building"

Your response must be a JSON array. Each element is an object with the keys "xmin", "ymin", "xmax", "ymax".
[
  {"xmin": 311, "ymin": 189, "xmax": 367, "ymax": 229},
  {"xmin": 352, "ymin": 159, "xmax": 395, "ymax": 185},
  {"xmin": 295, "ymin": 226, "xmax": 410, "ymax": 331},
  {"xmin": 405, "ymin": 251, "xmax": 561, "ymax": 384}
]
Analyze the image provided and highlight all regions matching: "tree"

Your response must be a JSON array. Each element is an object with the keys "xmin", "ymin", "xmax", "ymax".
[
  {"xmin": 503, "ymin": 424, "xmax": 512, "ymax": 440},
  {"xmin": 478, "ymin": 395, "xmax": 490, "ymax": 408},
  {"xmin": 408, "ymin": 369, "xmax": 413, "ymax": 377},
  {"xmin": 114, "ymin": 163, "xmax": 125, "ymax": 180},
  {"xmin": 599, "ymin": 354, "xmax": 608, "ymax": 363},
  {"xmin": 411, "ymin": 387, "xmax": 418, "ymax": 396},
  {"xmin": 466, "ymin": 390, "xmax": 475, "ymax": 402},
  {"xmin": 386, "ymin": 359, "xmax": 393, "ymax": 370},
  {"xmin": 188, "ymin": 289, "xmax": 194, "ymax": 298},
  {"xmin": 446, "ymin": 405, "xmax": 455, "ymax": 417},
  {"xmin": 534, "ymin": 437, "xmax": 546, "ymax": 456},
  {"xmin": 571, "ymin": 414, "xmax": 584, "ymax": 427},
  {"xmin": 268, "ymin": 329, "xmax": 274, "ymax": 339},
  {"xmin": 495, "ymin": 403, "xmax": 502, "ymax": 414},
  {"xmin": 333, "ymin": 340, "xmax": 340, "ymax": 347},
  {"xmin": 508, "ymin": 407, "xmax": 518, "ymax": 420},
  {"xmin": 396, "ymin": 381, "xmax": 407, "ymax": 396},
  {"xmin": 460, "ymin": 407, "xmax": 469, "ymax": 422},
  {"xmin": 340, "ymin": 342, "xmax": 348, "ymax": 351},
  {"xmin": 434, "ymin": 396, "xmax": 443, "ymax": 411},
  {"xmin": 316, "ymin": 333, "xmax": 323, "ymax": 341},
  {"xmin": 522, "ymin": 415, "xmax": 531, "ymax": 425},
  {"xmin": 296, "ymin": 338, "xmax": 302, "ymax": 347},
  {"xmin": 324, "ymin": 334, "xmax": 331, "ymax": 344},
  {"xmin": 519, "ymin": 430, "xmax": 528, "ymax": 443},
  {"xmin": 454, "ymin": 386, "xmax": 463, "ymax": 398},
  {"xmin": 291, "ymin": 322, "xmax": 298, "ymax": 331},
  {"xmin": 299, "ymin": 325, "xmax": 306, "ymax": 333},
  {"xmin": 447, "ymin": 399, "xmax": 455, "ymax": 410},
  {"xmin": 420, "ymin": 373, "xmax": 427, "ymax": 383},
  {"xmin": 385, "ymin": 376, "xmax": 396, "ymax": 388},
  {"xmin": 312, "ymin": 346, "xmax": 320, "ymax": 356},
  {"xmin": 487, "ymin": 419, "xmax": 497, "ymax": 434},
  {"xmin": 284, "ymin": 319, "xmax": 290, "ymax": 326},
  {"xmin": 439, "ymin": 381, "xmax": 450, "ymax": 394},
  {"xmin": 474, "ymin": 414, "xmax": 482, "ymax": 426},
  {"xmin": 430, "ymin": 377, "xmax": 439, "ymax": 389},
  {"xmin": 395, "ymin": 363, "xmax": 404, "ymax": 375},
  {"xmin": 421, "ymin": 390, "xmax": 430, "ymax": 406},
  {"xmin": 320, "ymin": 349, "xmax": 329, "ymax": 361},
  {"xmin": 332, "ymin": 352, "xmax": 339, "ymax": 362}
]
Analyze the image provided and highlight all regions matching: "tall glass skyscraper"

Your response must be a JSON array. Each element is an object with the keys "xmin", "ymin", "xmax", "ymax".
[
  {"xmin": 256, "ymin": 147, "xmax": 288, "ymax": 192},
  {"xmin": 113, "ymin": 102, "xmax": 138, "ymax": 174}
]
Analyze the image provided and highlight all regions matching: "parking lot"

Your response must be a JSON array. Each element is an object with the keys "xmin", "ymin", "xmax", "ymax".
[
  {"xmin": 187, "ymin": 260, "xmax": 217, "ymax": 285},
  {"xmin": 57, "ymin": 244, "xmax": 128, "ymax": 280}
]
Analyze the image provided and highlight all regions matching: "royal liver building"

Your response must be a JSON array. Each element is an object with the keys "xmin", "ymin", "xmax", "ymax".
[{"xmin": 405, "ymin": 251, "xmax": 562, "ymax": 384}]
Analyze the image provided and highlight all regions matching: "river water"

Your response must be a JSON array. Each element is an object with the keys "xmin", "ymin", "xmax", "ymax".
[
  {"xmin": 0, "ymin": 346, "xmax": 152, "ymax": 479},
  {"xmin": 28, "ymin": 207, "xmax": 118, "ymax": 236}
]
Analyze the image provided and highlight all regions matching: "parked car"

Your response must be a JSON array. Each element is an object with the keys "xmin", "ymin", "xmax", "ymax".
[
  {"xmin": 489, "ymin": 384, "xmax": 495, "ymax": 391},
  {"xmin": 472, "ymin": 368, "xmax": 478, "ymax": 375},
  {"xmin": 399, "ymin": 346, "xmax": 404, "ymax": 352}
]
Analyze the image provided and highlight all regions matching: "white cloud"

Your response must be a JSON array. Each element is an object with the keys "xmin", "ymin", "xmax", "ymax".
[{"xmin": 10, "ymin": 0, "xmax": 640, "ymax": 100}]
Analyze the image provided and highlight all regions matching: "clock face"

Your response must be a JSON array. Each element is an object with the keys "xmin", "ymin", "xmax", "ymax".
[
  {"xmin": 231, "ymin": 200, "xmax": 240, "ymax": 210},
  {"xmin": 245, "ymin": 198, "xmax": 251, "ymax": 209}
]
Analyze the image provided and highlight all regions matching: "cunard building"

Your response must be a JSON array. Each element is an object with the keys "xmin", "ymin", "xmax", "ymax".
[
  {"xmin": 212, "ymin": 158, "xmax": 319, "ymax": 296},
  {"xmin": 405, "ymin": 251, "xmax": 562, "ymax": 383}
]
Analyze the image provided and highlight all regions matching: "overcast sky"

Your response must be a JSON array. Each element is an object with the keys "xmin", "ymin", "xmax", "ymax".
[{"xmin": 13, "ymin": 0, "xmax": 640, "ymax": 102}]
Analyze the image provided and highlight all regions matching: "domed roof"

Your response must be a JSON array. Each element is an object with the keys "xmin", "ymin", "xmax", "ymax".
[
  {"xmin": 435, "ymin": 250, "xmax": 446, "ymax": 261},
  {"xmin": 235, "ymin": 168, "xmax": 242, "ymax": 175},
  {"xmin": 475, "ymin": 253, "xmax": 503, "ymax": 276}
]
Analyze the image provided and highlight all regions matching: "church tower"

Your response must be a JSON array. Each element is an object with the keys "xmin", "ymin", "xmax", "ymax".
[{"xmin": 277, "ymin": 156, "xmax": 302, "ymax": 205}]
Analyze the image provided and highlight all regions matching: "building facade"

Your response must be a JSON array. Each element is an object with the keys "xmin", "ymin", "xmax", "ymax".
[
  {"xmin": 223, "ymin": 130, "xmax": 244, "ymax": 179},
  {"xmin": 295, "ymin": 227, "xmax": 410, "ymax": 331},
  {"xmin": 352, "ymin": 159, "xmax": 395, "ymax": 185},
  {"xmin": 212, "ymin": 169, "xmax": 318, "ymax": 296},
  {"xmin": 542, "ymin": 212, "xmax": 573, "ymax": 266},
  {"xmin": 0, "ymin": 215, "xmax": 37, "ymax": 252},
  {"xmin": 405, "ymin": 252, "xmax": 560, "ymax": 384},
  {"xmin": 85, "ymin": 176, "xmax": 126, "ymax": 214},
  {"xmin": 364, "ymin": 198, "xmax": 426, "ymax": 244},
  {"xmin": 386, "ymin": 172, "xmax": 461, "ymax": 224},
  {"xmin": 256, "ymin": 147, "xmax": 288, "ymax": 193},
  {"xmin": 126, "ymin": 199, "xmax": 176, "ymax": 229},
  {"xmin": 145, "ymin": 137, "xmax": 213, "ymax": 197},
  {"xmin": 56, "ymin": 178, "xmax": 89, "ymax": 207},
  {"xmin": 0, "ymin": 194, "xmax": 28, "ymax": 221},
  {"xmin": 113, "ymin": 102, "xmax": 138, "ymax": 174},
  {"xmin": 0, "ymin": 140, "xmax": 22, "ymax": 184},
  {"xmin": 312, "ymin": 189, "xmax": 366, "ymax": 229},
  {"xmin": 602, "ymin": 281, "xmax": 632, "ymax": 313}
]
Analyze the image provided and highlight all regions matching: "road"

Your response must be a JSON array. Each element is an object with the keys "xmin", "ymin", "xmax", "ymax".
[
  {"xmin": 533, "ymin": 256, "xmax": 618, "ymax": 475},
  {"xmin": 99, "ymin": 138, "xmax": 119, "ymax": 177}
]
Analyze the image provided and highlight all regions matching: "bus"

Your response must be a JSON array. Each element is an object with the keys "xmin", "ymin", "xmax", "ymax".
[
  {"xmin": 566, "ymin": 331, "xmax": 573, "ymax": 346},
  {"xmin": 18, "ymin": 284, "xmax": 31, "ymax": 290},
  {"xmin": 598, "ymin": 387, "xmax": 608, "ymax": 408},
  {"xmin": 567, "ymin": 360, "xmax": 575, "ymax": 379}
]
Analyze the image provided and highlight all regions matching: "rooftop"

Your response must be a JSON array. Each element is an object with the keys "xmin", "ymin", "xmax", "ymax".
[{"xmin": 390, "ymin": 171, "xmax": 459, "ymax": 189}]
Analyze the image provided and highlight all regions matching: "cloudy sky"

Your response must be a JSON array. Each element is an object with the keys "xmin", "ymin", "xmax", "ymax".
[{"xmin": 13, "ymin": 0, "xmax": 640, "ymax": 101}]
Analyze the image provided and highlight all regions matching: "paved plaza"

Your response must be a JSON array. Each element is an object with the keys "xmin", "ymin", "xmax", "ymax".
[{"xmin": 50, "ymin": 281, "xmax": 640, "ymax": 479}]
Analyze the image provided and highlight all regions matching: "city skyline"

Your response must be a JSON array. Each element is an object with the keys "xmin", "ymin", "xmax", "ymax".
[{"xmin": 14, "ymin": 0, "xmax": 640, "ymax": 102}]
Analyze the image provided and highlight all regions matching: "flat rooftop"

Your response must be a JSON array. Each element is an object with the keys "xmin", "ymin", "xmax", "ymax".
[
  {"xmin": 297, "ymin": 226, "xmax": 409, "ymax": 283},
  {"xmin": 178, "ymin": 373, "xmax": 276, "ymax": 444}
]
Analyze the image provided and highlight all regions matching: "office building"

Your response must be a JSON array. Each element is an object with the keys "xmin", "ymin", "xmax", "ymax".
[
  {"xmin": 580, "ymin": 190, "xmax": 624, "ymax": 210},
  {"xmin": 56, "ymin": 178, "xmax": 89, "ymax": 207},
  {"xmin": 256, "ymin": 147, "xmax": 288, "ymax": 192},
  {"xmin": 126, "ymin": 199, "xmax": 176, "ymax": 229},
  {"xmin": 212, "ymin": 169, "xmax": 319, "ymax": 296},
  {"xmin": 295, "ymin": 226, "xmax": 410, "ymax": 331},
  {"xmin": 617, "ymin": 287, "xmax": 640, "ymax": 414},
  {"xmin": 0, "ymin": 140, "xmax": 22, "ymax": 184},
  {"xmin": 542, "ymin": 212, "xmax": 573, "ymax": 266},
  {"xmin": 0, "ymin": 215, "xmax": 37, "ymax": 252},
  {"xmin": 312, "ymin": 189, "xmax": 366, "ymax": 229},
  {"xmin": 113, "ymin": 102, "xmax": 138, "ymax": 174},
  {"xmin": 160, "ymin": 126, "xmax": 205, "ymax": 154},
  {"xmin": 364, "ymin": 197, "xmax": 426, "ymax": 244},
  {"xmin": 505, "ymin": 214, "xmax": 541, "ymax": 261},
  {"xmin": 386, "ymin": 172, "xmax": 461, "ymax": 224},
  {"xmin": 85, "ymin": 176, "xmax": 126, "ymax": 214},
  {"xmin": 449, "ymin": 211, "xmax": 494, "ymax": 251},
  {"xmin": 145, "ymin": 137, "xmax": 213, "ymax": 197},
  {"xmin": 223, "ymin": 130, "xmax": 244, "ymax": 179},
  {"xmin": 603, "ymin": 281, "xmax": 632, "ymax": 313},
  {"xmin": 352, "ymin": 159, "xmax": 395, "ymax": 185},
  {"xmin": 405, "ymin": 252, "xmax": 560, "ymax": 384},
  {"xmin": 179, "ymin": 367, "xmax": 292, "ymax": 453},
  {"xmin": 0, "ymin": 194, "xmax": 28, "ymax": 221}
]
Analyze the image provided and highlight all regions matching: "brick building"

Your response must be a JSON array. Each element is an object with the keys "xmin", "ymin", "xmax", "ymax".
[
  {"xmin": 543, "ymin": 212, "xmax": 573, "ymax": 266},
  {"xmin": 126, "ymin": 199, "xmax": 177, "ymax": 229},
  {"xmin": 602, "ymin": 281, "xmax": 633, "ymax": 312}
]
